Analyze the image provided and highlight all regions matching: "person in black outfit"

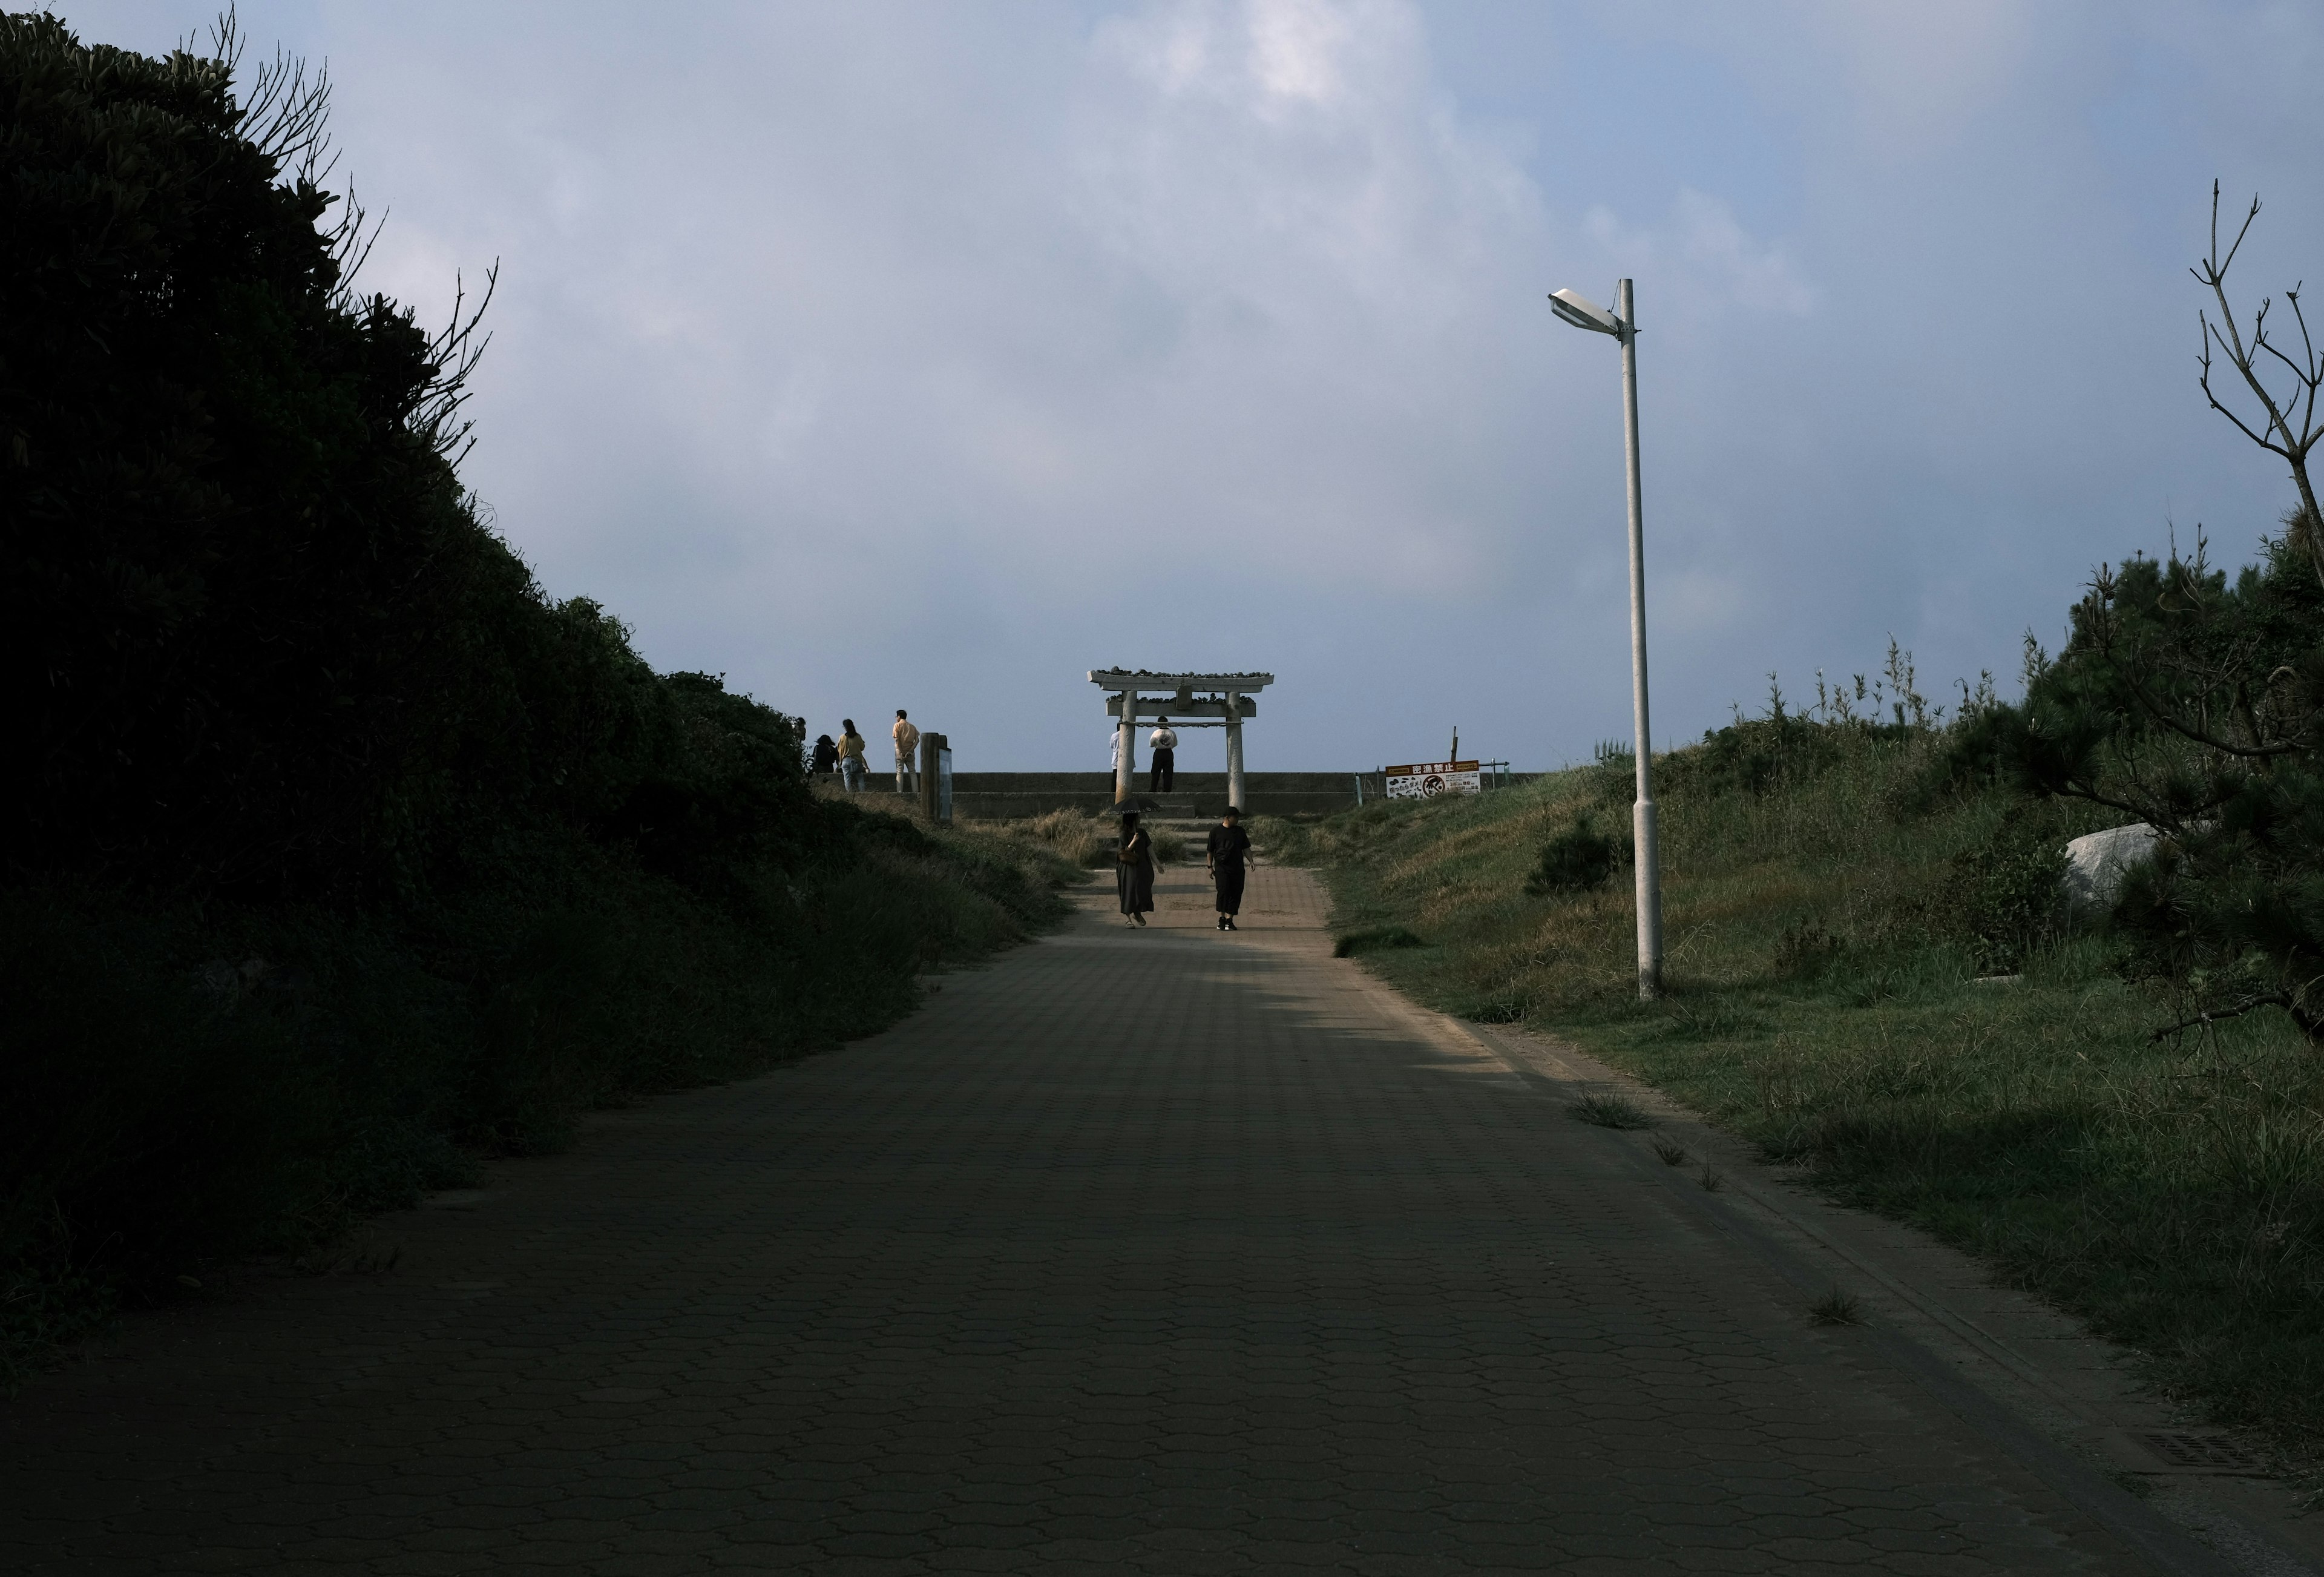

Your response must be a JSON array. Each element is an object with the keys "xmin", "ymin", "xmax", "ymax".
[
  {"xmin": 1117, "ymin": 808, "xmax": 1155, "ymax": 927},
  {"xmin": 1147, "ymin": 719, "xmax": 1177, "ymax": 793},
  {"xmin": 1206, "ymin": 805, "xmax": 1253, "ymax": 930},
  {"xmin": 809, "ymin": 733, "xmax": 839, "ymax": 777}
]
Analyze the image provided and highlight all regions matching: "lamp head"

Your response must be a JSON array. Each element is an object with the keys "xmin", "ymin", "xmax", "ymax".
[{"xmin": 1549, "ymin": 288, "xmax": 1623, "ymax": 337}]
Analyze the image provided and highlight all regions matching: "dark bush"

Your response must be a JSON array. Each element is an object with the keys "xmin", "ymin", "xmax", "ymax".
[
  {"xmin": 1948, "ymin": 811, "xmax": 2071, "ymax": 975},
  {"xmin": 0, "ymin": 17, "xmax": 1063, "ymax": 1376},
  {"xmin": 1526, "ymin": 817, "xmax": 1621, "ymax": 895},
  {"xmin": 1656, "ymin": 714, "xmax": 1864, "ymax": 802},
  {"xmin": 2000, "ymin": 532, "xmax": 2324, "ymax": 1032},
  {"xmin": 1334, "ymin": 926, "xmax": 1425, "ymax": 957}
]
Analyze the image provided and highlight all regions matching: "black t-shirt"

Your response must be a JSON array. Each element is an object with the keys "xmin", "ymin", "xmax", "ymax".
[{"xmin": 1206, "ymin": 825, "xmax": 1252, "ymax": 867}]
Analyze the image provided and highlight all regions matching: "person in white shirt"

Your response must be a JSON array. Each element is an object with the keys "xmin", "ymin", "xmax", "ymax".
[
  {"xmin": 1147, "ymin": 719, "xmax": 1178, "ymax": 793},
  {"xmin": 892, "ymin": 709, "xmax": 921, "ymax": 794}
]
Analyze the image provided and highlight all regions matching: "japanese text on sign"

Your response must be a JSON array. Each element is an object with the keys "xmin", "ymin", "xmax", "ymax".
[{"xmin": 1383, "ymin": 760, "xmax": 1482, "ymax": 799}]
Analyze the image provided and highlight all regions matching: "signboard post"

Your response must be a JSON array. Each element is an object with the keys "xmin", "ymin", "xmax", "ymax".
[
  {"xmin": 919, "ymin": 733, "xmax": 953, "ymax": 825},
  {"xmin": 1382, "ymin": 760, "xmax": 1483, "ymax": 800}
]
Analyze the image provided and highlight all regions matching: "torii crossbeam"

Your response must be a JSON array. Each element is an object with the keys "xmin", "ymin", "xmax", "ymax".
[{"xmin": 1089, "ymin": 669, "xmax": 1275, "ymax": 809}]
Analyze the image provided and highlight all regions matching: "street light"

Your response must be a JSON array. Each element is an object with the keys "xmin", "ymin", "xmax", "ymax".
[{"xmin": 1549, "ymin": 278, "xmax": 1663, "ymax": 1000}]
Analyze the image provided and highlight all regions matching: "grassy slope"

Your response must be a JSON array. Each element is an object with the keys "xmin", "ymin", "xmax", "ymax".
[{"xmin": 1258, "ymin": 740, "xmax": 2324, "ymax": 1458}]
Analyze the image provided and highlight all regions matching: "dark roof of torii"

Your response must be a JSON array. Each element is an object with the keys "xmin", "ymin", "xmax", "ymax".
[{"xmin": 1087, "ymin": 669, "xmax": 1274, "ymax": 690}]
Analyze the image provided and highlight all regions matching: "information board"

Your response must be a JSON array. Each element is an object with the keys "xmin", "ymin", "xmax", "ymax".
[{"xmin": 1384, "ymin": 760, "xmax": 1482, "ymax": 799}]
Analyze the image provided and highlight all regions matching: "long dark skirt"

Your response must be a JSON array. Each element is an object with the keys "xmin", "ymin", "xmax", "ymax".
[
  {"xmin": 1213, "ymin": 863, "xmax": 1246, "ymax": 916},
  {"xmin": 1118, "ymin": 859, "xmax": 1155, "ymax": 915}
]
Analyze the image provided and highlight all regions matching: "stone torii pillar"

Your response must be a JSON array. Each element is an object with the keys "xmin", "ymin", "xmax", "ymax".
[
  {"xmin": 1224, "ymin": 692, "xmax": 1246, "ymax": 813},
  {"xmin": 1088, "ymin": 670, "xmax": 1274, "ymax": 809},
  {"xmin": 1114, "ymin": 693, "xmax": 1137, "ymax": 805}
]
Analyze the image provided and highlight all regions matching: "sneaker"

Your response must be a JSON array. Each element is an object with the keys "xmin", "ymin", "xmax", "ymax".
[{"xmin": 1134, "ymin": 913, "xmax": 1146, "ymax": 927}]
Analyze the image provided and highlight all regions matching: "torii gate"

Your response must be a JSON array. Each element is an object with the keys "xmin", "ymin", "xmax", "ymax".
[{"xmin": 1090, "ymin": 669, "xmax": 1275, "ymax": 810}]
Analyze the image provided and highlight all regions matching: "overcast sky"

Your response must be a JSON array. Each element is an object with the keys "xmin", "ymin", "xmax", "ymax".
[{"xmin": 64, "ymin": 1, "xmax": 2324, "ymax": 769}]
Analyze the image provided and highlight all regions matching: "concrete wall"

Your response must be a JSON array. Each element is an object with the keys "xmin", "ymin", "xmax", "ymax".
[
  {"xmin": 944, "ymin": 771, "xmax": 1543, "ymax": 819},
  {"xmin": 950, "ymin": 772, "xmax": 1362, "ymax": 819}
]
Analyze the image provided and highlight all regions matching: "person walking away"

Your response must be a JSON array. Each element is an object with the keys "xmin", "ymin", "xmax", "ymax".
[
  {"xmin": 893, "ymin": 709, "xmax": 921, "ymax": 795},
  {"xmin": 838, "ymin": 719, "xmax": 867, "ymax": 794},
  {"xmin": 1147, "ymin": 719, "xmax": 1178, "ymax": 793},
  {"xmin": 810, "ymin": 733, "xmax": 839, "ymax": 779},
  {"xmin": 1115, "ymin": 808, "xmax": 1155, "ymax": 927},
  {"xmin": 1207, "ymin": 805, "xmax": 1253, "ymax": 930}
]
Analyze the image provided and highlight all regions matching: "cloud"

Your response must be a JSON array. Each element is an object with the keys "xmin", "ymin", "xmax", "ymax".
[
  {"xmin": 51, "ymin": 0, "xmax": 2324, "ymax": 770},
  {"xmin": 1581, "ymin": 189, "xmax": 1817, "ymax": 318}
]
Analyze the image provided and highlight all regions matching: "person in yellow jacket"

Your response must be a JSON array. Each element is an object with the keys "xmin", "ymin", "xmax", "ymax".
[
  {"xmin": 836, "ymin": 719, "xmax": 867, "ymax": 794},
  {"xmin": 893, "ymin": 709, "xmax": 921, "ymax": 794}
]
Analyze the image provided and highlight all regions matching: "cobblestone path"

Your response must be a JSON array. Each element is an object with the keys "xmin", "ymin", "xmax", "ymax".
[{"xmin": 1, "ymin": 866, "xmax": 2202, "ymax": 1573}]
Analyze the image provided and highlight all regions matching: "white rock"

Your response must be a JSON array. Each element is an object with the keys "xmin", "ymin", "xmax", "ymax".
[{"xmin": 2061, "ymin": 823, "xmax": 2160, "ymax": 914}]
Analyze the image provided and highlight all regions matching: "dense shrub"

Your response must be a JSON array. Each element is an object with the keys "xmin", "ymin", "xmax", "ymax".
[
  {"xmin": 0, "ymin": 14, "xmax": 830, "ymax": 903},
  {"xmin": 0, "ymin": 16, "xmax": 1068, "ymax": 1377},
  {"xmin": 1967, "ymin": 532, "xmax": 2324, "ymax": 1034},
  {"xmin": 1525, "ymin": 816, "xmax": 1621, "ymax": 895},
  {"xmin": 1945, "ymin": 808, "xmax": 2071, "ymax": 975}
]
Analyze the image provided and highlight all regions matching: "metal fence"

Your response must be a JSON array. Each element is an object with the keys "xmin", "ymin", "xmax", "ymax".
[{"xmin": 1351, "ymin": 761, "xmax": 1519, "ymax": 806}]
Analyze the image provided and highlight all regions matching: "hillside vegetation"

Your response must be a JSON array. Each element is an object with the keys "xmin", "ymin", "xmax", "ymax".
[
  {"xmin": 1, "ymin": 16, "xmax": 1074, "ymax": 1380},
  {"xmin": 1273, "ymin": 696, "xmax": 2324, "ymax": 1455},
  {"xmin": 1288, "ymin": 180, "xmax": 2324, "ymax": 1460}
]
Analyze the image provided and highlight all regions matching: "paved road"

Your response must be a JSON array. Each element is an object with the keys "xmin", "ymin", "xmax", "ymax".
[{"xmin": 1, "ymin": 864, "xmax": 2188, "ymax": 1573}]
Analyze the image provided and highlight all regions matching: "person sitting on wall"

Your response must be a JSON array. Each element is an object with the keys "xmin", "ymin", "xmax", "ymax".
[{"xmin": 810, "ymin": 733, "xmax": 839, "ymax": 777}]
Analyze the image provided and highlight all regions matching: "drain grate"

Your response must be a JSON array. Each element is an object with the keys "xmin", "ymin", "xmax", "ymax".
[{"xmin": 2136, "ymin": 1430, "xmax": 2272, "ymax": 1474}]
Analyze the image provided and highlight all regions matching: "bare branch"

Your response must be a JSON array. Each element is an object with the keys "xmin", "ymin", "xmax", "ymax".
[
  {"xmin": 2050, "ymin": 779, "xmax": 2182, "ymax": 825},
  {"xmin": 2150, "ymin": 992, "xmax": 2293, "ymax": 1041},
  {"xmin": 203, "ymin": 4, "xmax": 246, "ymax": 74},
  {"xmin": 2208, "ymin": 285, "xmax": 2297, "ymax": 447},
  {"xmin": 2199, "ymin": 326, "xmax": 2292, "ymax": 456},
  {"xmin": 2133, "ymin": 685, "xmax": 2311, "ymax": 757},
  {"xmin": 324, "ymin": 180, "xmax": 389, "ymax": 303},
  {"xmin": 410, "ymin": 263, "xmax": 501, "ymax": 468}
]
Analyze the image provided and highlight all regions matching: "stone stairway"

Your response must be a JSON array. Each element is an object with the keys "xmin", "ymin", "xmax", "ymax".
[
  {"xmin": 950, "ymin": 772, "xmax": 1362, "ymax": 820},
  {"xmin": 1137, "ymin": 798, "xmax": 1270, "ymax": 874}
]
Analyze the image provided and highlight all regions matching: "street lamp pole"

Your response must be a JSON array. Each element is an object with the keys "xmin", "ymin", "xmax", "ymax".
[
  {"xmin": 1551, "ymin": 277, "xmax": 1663, "ymax": 999},
  {"xmin": 1615, "ymin": 279, "xmax": 1663, "ymax": 1000}
]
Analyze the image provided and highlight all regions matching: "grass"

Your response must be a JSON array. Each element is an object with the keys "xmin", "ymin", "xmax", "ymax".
[
  {"xmin": 1810, "ymin": 1287, "xmax": 1865, "ymax": 1326},
  {"xmin": 1287, "ymin": 726, "xmax": 2324, "ymax": 1461},
  {"xmin": 1016, "ymin": 807, "xmax": 1118, "ymax": 868},
  {"xmin": 1568, "ymin": 1094, "xmax": 1655, "ymax": 1130},
  {"xmin": 1001, "ymin": 808, "xmax": 1183, "ymax": 869},
  {"xmin": 1334, "ymin": 926, "xmax": 1426, "ymax": 958}
]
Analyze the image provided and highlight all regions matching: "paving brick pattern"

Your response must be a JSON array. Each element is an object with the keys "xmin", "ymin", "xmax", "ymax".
[{"xmin": 2, "ymin": 866, "xmax": 2160, "ymax": 1572}]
